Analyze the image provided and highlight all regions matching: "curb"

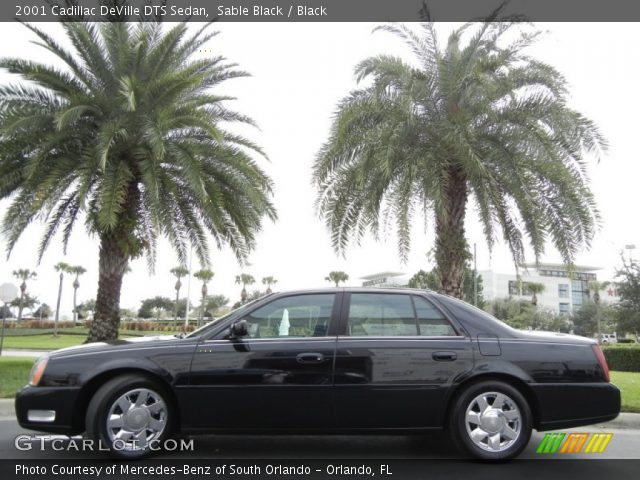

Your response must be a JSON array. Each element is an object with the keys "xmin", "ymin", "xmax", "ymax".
[
  {"xmin": 0, "ymin": 398, "xmax": 15, "ymax": 418},
  {"xmin": 594, "ymin": 412, "xmax": 640, "ymax": 430},
  {"xmin": 1, "ymin": 349, "xmax": 50, "ymax": 357}
]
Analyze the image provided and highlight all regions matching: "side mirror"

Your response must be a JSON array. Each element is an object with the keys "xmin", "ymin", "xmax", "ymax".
[{"xmin": 229, "ymin": 319, "xmax": 249, "ymax": 338}]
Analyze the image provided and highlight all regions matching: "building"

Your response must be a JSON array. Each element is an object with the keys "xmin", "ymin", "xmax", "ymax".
[
  {"xmin": 480, "ymin": 263, "xmax": 618, "ymax": 314},
  {"xmin": 360, "ymin": 271, "xmax": 411, "ymax": 288}
]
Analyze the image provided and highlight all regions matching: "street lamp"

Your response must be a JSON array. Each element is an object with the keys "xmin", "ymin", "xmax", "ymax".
[
  {"xmin": 625, "ymin": 244, "xmax": 636, "ymax": 262},
  {"xmin": 0, "ymin": 283, "xmax": 19, "ymax": 356}
]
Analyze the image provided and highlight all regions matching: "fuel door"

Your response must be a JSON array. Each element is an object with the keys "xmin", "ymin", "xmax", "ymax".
[{"xmin": 477, "ymin": 333, "xmax": 501, "ymax": 356}]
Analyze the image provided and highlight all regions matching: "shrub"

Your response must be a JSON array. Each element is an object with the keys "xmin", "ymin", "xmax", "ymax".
[
  {"xmin": 603, "ymin": 345, "xmax": 640, "ymax": 372},
  {"xmin": 617, "ymin": 338, "xmax": 636, "ymax": 344},
  {"xmin": 22, "ymin": 320, "xmax": 74, "ymax": 329}
]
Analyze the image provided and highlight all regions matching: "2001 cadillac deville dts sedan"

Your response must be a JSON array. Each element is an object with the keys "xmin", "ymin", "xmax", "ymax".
[{"xmin": 15, "ymin": 288, "xmax": 620, "ymax": 460}]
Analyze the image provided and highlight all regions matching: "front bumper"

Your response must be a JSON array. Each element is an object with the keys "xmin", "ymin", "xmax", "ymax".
[
  {"xmin": 15, "ymin": 385, "xmax": 83, "ymax": 435},
  {"xmin": 532, "ymin": 382, "xmax": 621, "ymax": 431}
]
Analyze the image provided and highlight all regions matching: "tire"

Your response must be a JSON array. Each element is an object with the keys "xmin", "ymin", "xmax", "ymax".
[
  {"xmin": 85, "ymin": 374, "xmax": 172, "ymax": 459},
  {"xmin": 449, "ymin": 380, "xmax": 532, "ymax": 461}
]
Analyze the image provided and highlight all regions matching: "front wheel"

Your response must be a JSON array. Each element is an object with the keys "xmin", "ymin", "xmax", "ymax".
[
  {"xmin": 449, "ymin": 380, "xmax": 532, "ymax": 460},
  {"xmin": 85, "ymin": 374, "xmax": 172, "ymax": 458}
]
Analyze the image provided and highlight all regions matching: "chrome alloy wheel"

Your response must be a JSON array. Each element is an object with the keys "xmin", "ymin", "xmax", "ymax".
[
  {"xmin": 464, "ymin": 391, "xmax": 521, "ymax": 452},
  {"xmin": 106, "ymin": 388, "xmax": 167, "ymax": 451}
]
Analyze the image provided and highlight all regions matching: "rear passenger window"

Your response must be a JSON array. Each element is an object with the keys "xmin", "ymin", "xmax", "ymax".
[
  {"xmin": 348, "ymin": 294, "xmax": 415, "ymax": 336},
  {"xmin": 346, "ymin": 293, "xmax": 457, "ymax": 337},
  {"xmin": 413, "ymin": 296, "xmax": 457, "ymax": 336}
]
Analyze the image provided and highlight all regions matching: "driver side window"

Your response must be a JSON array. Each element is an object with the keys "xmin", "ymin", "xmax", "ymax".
[{"xmin": 241, "ymin": 294, "xmax": 335, "ymax": 338}]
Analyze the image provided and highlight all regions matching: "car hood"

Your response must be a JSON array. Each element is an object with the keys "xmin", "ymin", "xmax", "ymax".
[
  {"xmin": 48, "ymin": 334, "xmax": 181, "ymax": 358},
  {"xmin": 516, "ymin": 330, "xmax": 596, "ymax": 345}
]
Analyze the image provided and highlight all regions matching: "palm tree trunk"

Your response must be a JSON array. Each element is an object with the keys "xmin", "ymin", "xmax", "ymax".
[
  {"xmin": 200, "ymin": 291, "xmax": 205, "ymax": 327},
  {"xmin": 72, "ymin": 284, "xmax": 78, "ymax": 324},
  {"xmin": 54, "ymin": 273, "xmax": 64, "ymax": 337},
  {"xmin": 435, "ymin": 166, "xmax": 468, "ymax": 298},
  {"xmin": 17, "ymin": 290, "xmax": 25, "ymax": 323},
  {"xmin": 87, "ymin": 233, "xmax": 128, "ymax": 342},
  {"xmin": 174, "ymin": 287, "xmax": 180, "ymax": 323}
]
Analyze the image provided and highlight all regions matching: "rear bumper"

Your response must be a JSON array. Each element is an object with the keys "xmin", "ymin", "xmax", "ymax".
[
  {"xmin": 531, "ymin": 382, "xmax": 620, "ymax": 431},
  {"xmin": 15, "ymin": 385, "xmax": 83, "ymax": 435}
]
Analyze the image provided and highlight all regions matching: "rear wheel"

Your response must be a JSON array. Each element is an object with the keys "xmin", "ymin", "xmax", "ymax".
[
  {"xmin": 85, "ymin": 374, "xmax": 172, "ymax": 458},
  {"xmin": 449, "ymin": 380, "xmax": 532, "ymax": 460}
]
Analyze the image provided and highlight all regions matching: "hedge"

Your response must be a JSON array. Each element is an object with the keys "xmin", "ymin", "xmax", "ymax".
[{"xmin": 603, "ymin": 345, "xmax": 640, "ymax": 372}]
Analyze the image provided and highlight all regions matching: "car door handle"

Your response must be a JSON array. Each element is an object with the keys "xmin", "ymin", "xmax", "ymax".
[
  {"xmin": 296, "ymin": 353, "xmax": 325, "ymax": 364},
  {"xmin": 432, "ymin": 351, "xmax": 457, "ymax": 361}
]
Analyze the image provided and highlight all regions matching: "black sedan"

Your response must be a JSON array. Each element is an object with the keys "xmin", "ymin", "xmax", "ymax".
[{"xmin": 15, "ymin": 288, "xmax": 620, "ymax": 460}]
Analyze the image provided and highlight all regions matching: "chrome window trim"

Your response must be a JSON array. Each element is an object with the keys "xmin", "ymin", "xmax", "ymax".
[
  {"xmin": 198, "ymin": 336, "xmax": 337, "ymax": 345},
  {"xmin": 336, "ymin": 335, "xmax": 468, "ymax": 341}
]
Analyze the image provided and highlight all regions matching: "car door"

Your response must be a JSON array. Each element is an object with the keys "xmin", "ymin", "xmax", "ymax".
[
  {"xmin": 333, "ymin": 292, "xmax": 473, "ymax": 429},
  {"xmin": 184, "ymin": 292, "xmax": 341, "ymax": 430}
]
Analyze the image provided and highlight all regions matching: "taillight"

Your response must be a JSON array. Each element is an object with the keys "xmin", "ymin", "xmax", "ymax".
[{"xmin": 592, "ymin": 344, "xmax": 610, "ymax": 382}]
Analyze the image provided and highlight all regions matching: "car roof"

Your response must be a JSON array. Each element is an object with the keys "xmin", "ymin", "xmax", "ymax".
[{"xmin": 268, "ymin": 287, "xmax": 433, "ymax": 296}]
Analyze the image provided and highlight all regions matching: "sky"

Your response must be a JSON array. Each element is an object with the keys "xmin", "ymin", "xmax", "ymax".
[{"xmin": 0, "ymin": 22, "xmax": 639, "ymax": 319}]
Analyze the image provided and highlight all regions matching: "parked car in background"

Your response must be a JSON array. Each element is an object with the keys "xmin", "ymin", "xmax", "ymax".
[
  {"xmin": 15, "ymin": 288, "xmax": 620, "ymax": 460},
  {"xmin": 600, "ymin": 333, "xmax": 618, "ymax": 344}
]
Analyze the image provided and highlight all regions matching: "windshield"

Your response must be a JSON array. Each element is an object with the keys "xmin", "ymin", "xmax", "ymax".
[{"xmin": 185, "ymin": 294, "xmax": 272, "ymax": 338}]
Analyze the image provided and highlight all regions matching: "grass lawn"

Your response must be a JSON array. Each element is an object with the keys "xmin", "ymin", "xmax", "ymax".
[
  {"xmin": 0, "ymin": 357, "xmax": 33, "ymax": 398},
  {"xmin": 1, "ymin": 331, "xmax": 177, "ymax": 350},
  {"xmin": 2, "ymin": 334, "xmax": 87, "ymax": 350},
  {"xmin": 610, "ymin": 371, "xmax": 640, "ymax": 413}
]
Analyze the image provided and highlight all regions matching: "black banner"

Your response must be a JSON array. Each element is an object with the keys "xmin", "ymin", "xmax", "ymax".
[
  {"xmin": 6, "ymin": 0, "xmax": 640, "ymax": 22},
  {"xmin": 1, "ymin": 459, "xmax": 640, "ymax": 480}
]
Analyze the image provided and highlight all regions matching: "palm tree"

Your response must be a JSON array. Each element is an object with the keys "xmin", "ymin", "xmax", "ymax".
[
  {"xmin": 170, "ymin": 266, "xmax": 189, "ymax": 323},
  {"xmin": 589, "ymin": 280, "xmax": 611, "ymax": 341},
  {"xmin": 313, "ymin": 17, "xmax": 605, "ymax": 298},
  {"xmin": 235, "ymin": 274, "xmax": 256, "ymax": 304},
  {"xmin": 262, "ymin": 276, "xmax": 278, "ymax": 294},
  {"xmin": 69, "ymin": 265, "xmax": 87, "ymax": 324},
  {"xmin": 590, "ymin": 280, "xmax": 611, "ymax": 305},
  {"xmin": 10, "ymin": 293, "xmax": 39, "ymax": 318},
  {"xmin": 194, "ymin": 269, "xmax": 214, "ymax": 327},
  {"xmin": 53, "ymin": 262, "xmax": 71, "ymax": 336},
  {"xmin": 12, "ymin": 269, "xmax": 37, "ymax": 322},
  {"xmin": 527, "ymin": 282, "xmax": 546, "ymax": 306},
  {"xmin": 0, "ymin": 19, "xmax": 276, "ymax": 341},
  {"xmin": 325, "ymin": 271, "xmax": 349, "ymax": 287}
]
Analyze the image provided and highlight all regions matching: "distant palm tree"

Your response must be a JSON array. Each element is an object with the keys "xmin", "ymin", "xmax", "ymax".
[
  {"xmin": 10, "ymin": 293, "xmax": 39, "ymax": 318},
  {"xmin": 325, "ymin": 271, "xmax": 349, "ymax": 287},
  {"xmin": 313, "ymin": 16, "xmax": 605, "ymax": 298},
  {"xmin": 170, "ymin": 266, "xmax": 189, "ymax": 322},
  {"xmin": 69, "ymin": 265, "xmax": 87, "ymax": 324},
  {"xmin": 589, "ymin": 280, "xmax": 611, "ymax": 305},
  {"xmin": 194, "ymin": 269, "xmax": 215, "ymax": 327},
  {"xmin": 235, "ymin": 274, "xmax": 256, "ymax": 303},
  {"xmin": 0, "ymin": 20, "xmax": 276, "ymax": 342},
  {"xmin": 12, "ymin": 269, "xmax": 37, "ymax": 322},
  {"xmin": 589, "ymin": 280, "xmax": 611, "ymax": 340},
  {"xmin": 53, "ymin": 262, "xmax": 71, "ymax": 336},
  {"xmin": 527, "ymin": 282, "xmax": 546, "ymax": 306},
  {"xmin": 262, "ymin": 276, "xmax": 278, "ymax": 294}
]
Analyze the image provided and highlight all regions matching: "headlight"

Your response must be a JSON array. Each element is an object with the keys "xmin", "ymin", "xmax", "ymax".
[{"xmin": 29, "ymin": 356, "xmax": 49, "ymax": 386}]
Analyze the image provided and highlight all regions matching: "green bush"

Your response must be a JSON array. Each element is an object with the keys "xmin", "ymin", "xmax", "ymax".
[
  {"xmin": 603, "ymin": 345, "xmax": 640, "ymax": 372},
  {"xmin": 617, "ymin": 338, "xmax": 636, "ymax": 344}
]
